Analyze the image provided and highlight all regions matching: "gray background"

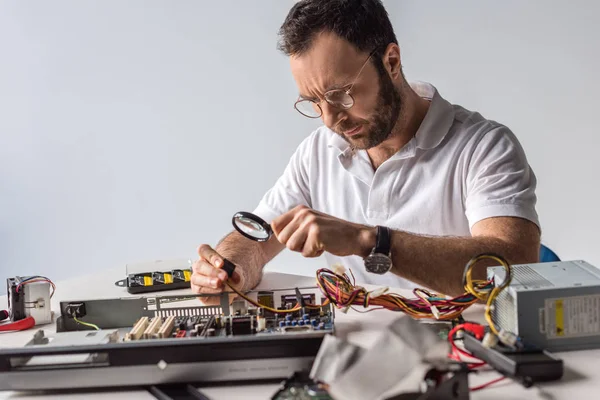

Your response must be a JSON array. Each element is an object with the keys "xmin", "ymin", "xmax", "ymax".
[{"xmin": 1, "ymin": 1, "xmax": 597, "ymax": 292}]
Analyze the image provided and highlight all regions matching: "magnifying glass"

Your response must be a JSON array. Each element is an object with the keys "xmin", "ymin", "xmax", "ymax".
[{"xmin": 232, "ymin": 211, "xmax": 273, "ymax": 242}]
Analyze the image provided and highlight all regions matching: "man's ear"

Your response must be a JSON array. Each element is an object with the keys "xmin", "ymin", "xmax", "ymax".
[{"xmin": 382, "ymin": 43, "xmax": 402, "ymax": 80}]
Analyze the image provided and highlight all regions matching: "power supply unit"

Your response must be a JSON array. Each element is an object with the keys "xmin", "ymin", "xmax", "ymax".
[{"xmin": 488, "ymin": 260, "xmax": 600, "ymax": 352}]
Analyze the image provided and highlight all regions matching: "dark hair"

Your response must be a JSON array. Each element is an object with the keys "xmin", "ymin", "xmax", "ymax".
[{"xmin": 278, "ymin": 0, "xmax": 398, "ymax": 60}]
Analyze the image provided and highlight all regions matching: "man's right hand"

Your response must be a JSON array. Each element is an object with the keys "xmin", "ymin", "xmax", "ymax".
[{"xmin": 191, "ymin": 244, "xmax": 242, "ymax": 305}]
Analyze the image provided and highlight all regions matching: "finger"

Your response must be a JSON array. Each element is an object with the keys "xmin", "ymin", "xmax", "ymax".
[
  {"xmin": 191, "ymin": 272, "xmax": 224, "ymax": 290},
  {"xmin": 286, "ymin": 227, "xmax": 309, "ymax": 253},
  {"xmin": 193, "ymin": 260, "xmax": 228, "ymax": 281},
  {"xmin": 276, "ymin": 216, "xmax": 303, "ymax": 245},
  {"xmin": 276, "ymin": 207, "xmax": 313, "ymax": 245},
  {"xmin": 302, "ymin": 226, "xmax": 325, "ymax": 257},
  {"xmin": 272, "ymin": 205, "xmax": 307, "ymax": 236},
  {"xmin": 191, "ymin": 281, "xmax": 220, "ymax": 295},
  {"xmin": 197, "ymin": 244, "xmax": 225, "ymax": 269}
]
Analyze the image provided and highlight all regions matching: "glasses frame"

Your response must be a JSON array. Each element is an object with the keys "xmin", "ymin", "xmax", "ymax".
[{"xmin": 294, "ymin": 47, "xmax": 381, "ymax": 119}]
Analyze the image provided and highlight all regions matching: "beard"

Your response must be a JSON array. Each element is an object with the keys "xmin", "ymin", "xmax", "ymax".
[{"xmin": 336, "ymin": 70, "xmax": 402, "ymax": 150}]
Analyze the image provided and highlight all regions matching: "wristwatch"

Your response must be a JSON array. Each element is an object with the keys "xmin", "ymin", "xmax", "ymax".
[{"xmin": 364, "ymin": 226, "xmax": 393, "ymax": 274}]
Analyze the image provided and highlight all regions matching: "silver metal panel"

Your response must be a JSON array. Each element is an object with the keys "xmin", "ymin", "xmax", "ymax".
[
  {"xmin": 489, "ymin": 260, "xmax": 600, "ymax": 351},
  {"xmin": 0, "ymin": 357, "xmax": 314, "ymax": 391}
]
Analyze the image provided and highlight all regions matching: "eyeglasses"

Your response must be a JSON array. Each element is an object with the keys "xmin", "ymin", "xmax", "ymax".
[{"xmin": 294, "ymin": 48, "xmax": 379, "ymax": 119}]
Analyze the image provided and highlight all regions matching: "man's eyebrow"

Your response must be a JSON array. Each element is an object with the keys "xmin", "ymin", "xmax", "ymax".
[
  {"xmin": 299, "ymin": 82, "xmax": 352, "ymax": 101},
  {"xmin": 299, "ymin": 93, "xmax": 319, "ymax": 102}
]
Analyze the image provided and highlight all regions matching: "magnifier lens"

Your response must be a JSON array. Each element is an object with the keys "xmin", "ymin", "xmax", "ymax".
[{"xmin": 232, "ymin": 212, "xmax": 272, "ymax": 242}]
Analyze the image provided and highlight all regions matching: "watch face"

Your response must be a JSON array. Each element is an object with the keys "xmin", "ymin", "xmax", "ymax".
[{"xmin": 365, "ymin": 253, "xmax": 392, "ymax": 275}]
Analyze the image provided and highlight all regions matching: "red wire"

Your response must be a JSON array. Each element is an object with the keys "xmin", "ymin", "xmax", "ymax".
[
  {"xmin": 447, "ymin": 324, "xmax": 508, "ymax": 392},
  {"xmin": 0, "ymin": 316, "xmax": 35, "ymax": 332},
  {"xmin": 470, "ymin": 376, "xmax": 506, "ymax": 391},
  {"xmin": 447, "ymin": 324, "xmax": 488, "ymax": 371},
  {"xmin": 448, "ymin": 325, "xmax": 482, "ymax": 361}
]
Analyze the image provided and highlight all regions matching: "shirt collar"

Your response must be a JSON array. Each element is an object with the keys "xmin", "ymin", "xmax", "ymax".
[
  {"xmin": 327, "ymin": 81, "xmax": 455, "ymax": 154},
  {"xmin": 412, "ymin": 81, "xmax": 455, "ymax": 150}
]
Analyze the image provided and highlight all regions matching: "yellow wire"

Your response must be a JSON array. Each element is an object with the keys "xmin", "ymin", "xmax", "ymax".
[
  {"xmin": 224, "ymin": 281, "xmax": 328, "ymax": 313},
  {"xmin": 73, "ymin": 316, "xmax": 100, "ymax": 330},
  {"xmin": 463, "ymin": 254, "xmax": 512, "ymax": 336}
]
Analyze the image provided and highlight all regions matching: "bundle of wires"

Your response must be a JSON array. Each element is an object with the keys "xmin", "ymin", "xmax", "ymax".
[
  {"xmin": 315, "ymin": 253, "xmax": 512, "ymax": 325},
  {"xmin": 16, "ymin": 275, "xmax": 56, "ymax": 298},
  {"xmin": 223, "ymin": 283, "xmax": 330, "ymax": 314}
]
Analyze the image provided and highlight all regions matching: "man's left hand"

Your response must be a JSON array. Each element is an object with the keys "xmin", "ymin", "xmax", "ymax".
[{"xmin": 271, "ymin": 205, "xmax": 374, "ymax": 258}]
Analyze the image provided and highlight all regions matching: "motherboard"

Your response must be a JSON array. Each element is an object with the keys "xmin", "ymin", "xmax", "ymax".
[{"xmin": 0, "ymin": 286, "xmax": 335, "ymax": 392}]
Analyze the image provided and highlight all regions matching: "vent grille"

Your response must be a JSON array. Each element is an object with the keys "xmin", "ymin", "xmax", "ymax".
[
  {"xmin": 154, "ymin": 307, "xmax": 222, "ymax": 318},
  {"xmin": 492, "ymin": 290, "xmax": 517, "ymax": 333},
  {"xmin": 512, "ymin": 265, "xmax": 554, "ymax": 288}
]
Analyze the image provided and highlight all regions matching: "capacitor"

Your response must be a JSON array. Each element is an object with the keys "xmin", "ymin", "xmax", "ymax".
[
  {"xmin": 298, "ymin": 320, "xmax": 305, "ymax": 326},
  {"xmin": 311, "ymin": 319, "xmax": 318, "ymax": 327},
  {"xmin": 302, "ymin": 313, "xmax": 310, "ymax": 320},
  {"xmin": 285, "ymin": 315, "xmax": 292, "ymax": 321},
  {"xmin": 279, "ymin": 321, "xmax": 286, "ymax": 328},
  {"xmin": 292, "ymin": 320, "xmax": 298, "ymax": 326},
  {"xmin": 256, "ymin": 316, "xmax": 267, "ymax": 332},
  {"xmin": 285, "ymin": 320, "xmax": 292, "ymax": 326}
]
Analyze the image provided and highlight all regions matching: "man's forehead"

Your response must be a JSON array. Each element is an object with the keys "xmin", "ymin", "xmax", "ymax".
[{"xmin": 289, "ymin": 33, "xmax": 367, "ymax": 91}]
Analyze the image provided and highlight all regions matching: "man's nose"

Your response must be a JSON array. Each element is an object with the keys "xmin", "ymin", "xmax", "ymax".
[{"xmin": 321, "ymin": 102, "xmax": 345, "ymax": 129}]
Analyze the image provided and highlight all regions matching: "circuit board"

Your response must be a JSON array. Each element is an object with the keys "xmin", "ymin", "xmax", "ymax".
[
  {"xmin": 55, "ymin": 286, "xmax": 333, "ymax": 337},
  {"xmin": 0, "ymin": 286, "xmax": 335, "ymax": 392},
  {"xmin": 118, "ymin": 307, "xmax": 333, "ymax": 342}
]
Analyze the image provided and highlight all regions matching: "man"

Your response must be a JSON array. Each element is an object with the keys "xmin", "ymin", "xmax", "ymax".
[{"xmin": 192, "ymin": 0, "xmax": 540, "ymax": 299}]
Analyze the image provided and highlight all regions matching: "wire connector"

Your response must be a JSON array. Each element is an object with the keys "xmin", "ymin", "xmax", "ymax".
[
  {"xmin": 369, "ymin": 287, "xmax": 389, "ymax": 299},
  {"xmin": 498, "ymin": 329, "xmax": 518, "ymax": 347},
  {"xmin": 482, "ymin": 332, "xmax": 499, "ymax": 348},
  {"xmin": 430, "ymin": 305, "xmax": 441, "ymax": 320},
  {"xmin": 462, "ymin": 322, "xmax": 486, "ymax": 340},
  {"xmin": 332, "ymin": 263, "xmax": 347, "ymax": 276}
]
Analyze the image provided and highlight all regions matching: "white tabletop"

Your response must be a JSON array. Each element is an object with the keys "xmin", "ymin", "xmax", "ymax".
[{"xmin": 0, "ymin": 267, "xmax": 598, "ymax": 400}]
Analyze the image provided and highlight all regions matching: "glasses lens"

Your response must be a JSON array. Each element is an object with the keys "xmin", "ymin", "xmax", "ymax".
[
  {"xmin": 325, "ymin": 90, "xmax": 354, "ymax": 109},
  {"xmin": 295, "ymin": 100, "xmax": 321, "ymax": 118}
]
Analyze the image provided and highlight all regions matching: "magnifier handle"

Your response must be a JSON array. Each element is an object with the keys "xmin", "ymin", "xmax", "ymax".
[{"xmin": 221, "ymin": 258, "xmax": 236, "ymax": 279}]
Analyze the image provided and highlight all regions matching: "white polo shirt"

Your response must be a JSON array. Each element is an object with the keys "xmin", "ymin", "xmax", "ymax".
[{"xmin": 253, "ymin": 82, "xmax": 539, "ymax": 288}]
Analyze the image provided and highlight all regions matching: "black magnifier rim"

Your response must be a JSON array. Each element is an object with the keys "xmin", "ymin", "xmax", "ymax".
[{"xmin": 232, "ymin": 211, "xmax": 273, "ymax": 242}]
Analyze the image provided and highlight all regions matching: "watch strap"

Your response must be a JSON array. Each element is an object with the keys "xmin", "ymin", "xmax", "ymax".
[{"xmin": 374, "ymin": 226, "xmax": 391, "ymax": 255}]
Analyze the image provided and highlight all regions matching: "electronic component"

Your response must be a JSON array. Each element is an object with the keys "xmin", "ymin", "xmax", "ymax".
[
  {"xmin": 230, "ymin": 316, "xmax": 253, "ymax": 335},
  {"xmin": 125, "ymin": 316, "xmax": 149, "ymax": 341},
  {"xmin": 257, "ymin": 291, "xmax": 275, "ymax": 317},
  {"xmin": 157, "ymin": 316, "xmax": 175, "ymax": 338},
  {"xmin": 143, "ymin": 317, "xmax": 163, "ymax": 339},
  {"xmin": 463, "ymin": 331, "xmax": 563, "ymax": 386},
  {"xmin": 114, "ymin": 259, "xmax": 193, "ymax": 294},
  {"xmin": 488, "ymin": 260, "xmax": 600, "ymax": 351},
  {"xmin": 172, "ymin": 269, "xmax": 191, "ymax": 282},
  {"xmin": 5, "ymin": 276, "xmax": 53, "ymax": 326},
  {"xmin": 65, "ymin": 302, "xmax": 86, "ymax": 318},
  {"xmin": 271, "ymin": 371, "xmax": 333, "ymax": 400},
  {"xmin": 152, "ymin": 271, "xmax": 173, "ymax": 285}
]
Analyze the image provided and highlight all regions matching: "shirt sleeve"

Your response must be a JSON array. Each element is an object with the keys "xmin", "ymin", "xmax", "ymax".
[
  {"xmin": 252, "ymin": 135, "xmax": 314, "ymax": 224},
  {"xmin": 464, "ymin": 125, "xmax": 540, "ymax": 230}
]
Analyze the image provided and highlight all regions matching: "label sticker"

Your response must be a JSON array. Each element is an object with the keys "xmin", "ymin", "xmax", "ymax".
[{"xmin": 545, "ymin": 295, "xmax": 600, "ymax": 339}]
